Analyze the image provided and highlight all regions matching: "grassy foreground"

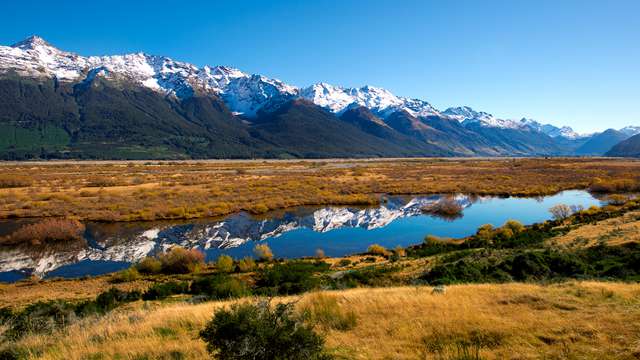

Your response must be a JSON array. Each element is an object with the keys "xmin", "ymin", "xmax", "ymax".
[
  {"xmin": 1, "ymin": 158, "xmax": 639, "ymax": 221},
  {"xmin": 8, "ymin": 282, "xmax": 640, "ymax": 360}
]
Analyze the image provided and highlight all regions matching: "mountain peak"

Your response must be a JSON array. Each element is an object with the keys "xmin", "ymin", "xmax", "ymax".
[{"xmin": 11, "ymin": 35, "xmax": 55, "ymax": 50}]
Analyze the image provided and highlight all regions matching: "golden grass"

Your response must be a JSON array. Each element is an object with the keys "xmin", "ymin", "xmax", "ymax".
[
  {"xmin": 0, "ymin": 277, "xmax": 152, "ymax": 308},
  {"xmin": 549, "ymin": 210, "xmax": 640, "ymax": 249},
  {"xmin": 0, "ymin": 158, "xmax": 639, "ymax": 222},
  {"xmin": 12, "ymin": 282, "xmax": 640, "ymax": 359}
]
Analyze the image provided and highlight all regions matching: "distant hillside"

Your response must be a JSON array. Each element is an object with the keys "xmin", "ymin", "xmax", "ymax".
[
  {"xmin": 575, "ymin": 129, "xmax": 629, "ymax": 156},
  {"xmin": 606, "ymin": 134, "xmax": 640, "ymax": 157}
]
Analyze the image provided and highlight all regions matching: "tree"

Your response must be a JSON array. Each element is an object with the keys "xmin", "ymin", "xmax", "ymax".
[{"xmin": 549, "ymin": 204, "xmax": 572, "ymax": 221}]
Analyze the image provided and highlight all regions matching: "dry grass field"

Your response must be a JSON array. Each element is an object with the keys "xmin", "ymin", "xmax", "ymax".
[
  {"xmin": 10, "ymin": 282, "xmax": 640, "ymax": 360},
  {"xmin": 549, "ymin": 210, "xmax": 640, "ymax": 249},
  {"xmin": 1, "ymin": 158, "xmax": 639, "ymax": 222}
]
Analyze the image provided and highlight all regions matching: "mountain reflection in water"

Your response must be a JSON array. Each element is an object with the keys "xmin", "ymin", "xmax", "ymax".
[{"xmin": 0, "ymin": 191, "xmax": 605, "ymax": 281}]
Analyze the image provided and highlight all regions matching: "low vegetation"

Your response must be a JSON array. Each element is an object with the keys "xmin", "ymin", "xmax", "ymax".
[
  {"xmin": 199, "ymin": 301, "xmax": 332, "ymax": 360},
  {"xmin": 2, "ymin": 186, "xmax": 640, "ymax": 358},
  {"xmin": 1, "ymin": 158, "xmax": 639, "ymax": 222},
  {"xmin": 0, "ymin": 219, "xmax": 84, "ymax": 246}
]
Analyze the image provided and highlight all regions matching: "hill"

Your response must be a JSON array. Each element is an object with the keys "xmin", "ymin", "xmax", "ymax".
[
  {"xmin": 606, "ymin": 133, "xmax": 640, "ymax": 157},
  {"xmin": 574, "ymin": 129, "xmax": 629, "ymax": 155}
]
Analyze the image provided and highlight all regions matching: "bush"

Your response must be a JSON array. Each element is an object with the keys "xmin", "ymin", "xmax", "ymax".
[
  {"xmin": 237, "ymin": 257, "xmax": 256, "ymax": 272},
  {"xmin": 190, "ymin": 275, "xmax": 250, "ymax": 300},
  {"xmin": 549, "ymin": 204, "xmax": 572, "ymax": 221},
  {"xmin": 199, "ymin": 301, "xmax": 331, "ymax": 360},
  {"xmin": 255, "ymin": 261, "xmax": 329, "ymax": 295},
  {"xmin": 0, "ymin": 218, "xmax": 85, "ymax": 246},
  {"xmin": 158, "ymin": 247, "xmax": 205, "ymax": 274},
  {"xmin": 216, "ymin": 255, "xmax": 235, "ymax": 273},
  {"xmin": 254, "ymin": 244, "xmax": 274, "ymax": 261},
  {"xmin": 142, "ymin": 281, "xmax": 190, "ymax": 300},
  {"xmin": 366, "ymin": 244, "xmax": 388, "ymax": 256},
  {"xmin": 3, "ymin": 288, "xmax": 140, "ymax": 340},
  {"xmin": 136, "ymin": 256, "xmax": 162, "ymax": 274},
  {"xmin": 422, "ymin": 198, "xmax": 464, "ymax": 220},
  {"xmin": 110, "ymin": 267, "xmax": 140, "ymax": 283},
  {"xmin": 503, "ymin": 220, "xmax": 524, "ymax": 234}
]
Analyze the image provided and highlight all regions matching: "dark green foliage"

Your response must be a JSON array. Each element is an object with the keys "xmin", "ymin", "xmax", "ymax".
[
  {"xmin": 254, "ymin": 261, "xmax": 330, "ymax": 295},
  {"xmin": 199, "ymin": 301, "xmax": 331, "ymax": 360},
  {"xmin": 189, "ymin": 275, "xmax": 250, "ymax": 300},
  {"xmin": 328, "ymin": 265, "xmax": 402, "ymax": 289},
  {"xmin": 421, "ymin": 244, "xmax": 640, "ymax": 285},
  {"xmin": 1, "ymin": 288, "xmax": 140, "ymax": 340},
  {"xmin": 142, "ymin": 281, "xmax": 190, "ymax": 300}
]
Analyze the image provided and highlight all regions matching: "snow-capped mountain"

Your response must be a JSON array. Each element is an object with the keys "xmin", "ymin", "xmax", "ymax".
[
  {"xmin": 0, "ymin": 36, "xmax": 440, "ymax": 119},
  {"xmin": 299, "ymin": 83, "xmax": 440, "ymax": 118},
  {"xmin": 442, "ymin": 106, "xmax": 589, "ymax": 139},
  {"xmin": 443, "ymin": 107, "xmax": 528, "ymax": 130},
  {"xmin": 620, "ymin": 126, "xmax": 640, "ymax": 137},
  {"xmin": 0, "ymin": 36, "xmax": 297, "ymax": 116},
  {"xmin": 0, "ymin": 36, "xmax": 637, "ymax": 159}
]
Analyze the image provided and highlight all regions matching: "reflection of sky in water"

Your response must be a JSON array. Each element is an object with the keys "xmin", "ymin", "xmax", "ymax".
[{"xmin": 0, "ymin": 190, "xmax": 604, "ymax": 282}]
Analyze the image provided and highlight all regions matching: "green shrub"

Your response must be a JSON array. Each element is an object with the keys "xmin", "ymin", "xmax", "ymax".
[
  {"xmin": 136, "ymin": 257, "xmax": 162, "ymax": 274},
  {"xmin": 216, "ymin": 255, "xmax": 235, "ymax": 273},
  {"xmin": 158, "ymin": 247, "xmax": 205, "ymax": 274},
  {"xmin": 336, "ymin": 259, "xmax": 352, "ymax": 267},
  {"xmin": 3, "ymin": 288, "xmax": 140, "ymax": 340},
  {"xmin": 199, "ymin": 301, "xmax": 331, "ymax": 360},
  {"xmin": 190, "ymin": 275, "xmax": 250, "ymax": 300},
  {"xmin": 255, "ymin": 261, "xmax": 329, "ymax": 295},
  {"xmin": 110, "ymin": 267, "xmax": 140, "ymax": 283},
  {"xmin": 142, "ymin": 281, "xmax": 190, "ymax": 300}
]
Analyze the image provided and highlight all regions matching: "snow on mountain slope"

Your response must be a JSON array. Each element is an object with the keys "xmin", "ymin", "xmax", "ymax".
[
  {"xmin": 443, "ymin": 106, "xmax": 526, "ymax": 129},
  {"xmin": 443, "ymin": 106, "xmax": 592, "ymax": 139},
  {"xmin": 0, "ymin": 36, "xmax": 296, "ymax": 116},
  {"xmin": 300, "ymin": 83, "xmax": 440, "ymax": 118},
  {"xmin": 620, "ymin": 126, "xmax": 640, "ymax": 137},
  {"xmin": 1, "ymin": 36, "xmax": 632, "ymax": 134}
]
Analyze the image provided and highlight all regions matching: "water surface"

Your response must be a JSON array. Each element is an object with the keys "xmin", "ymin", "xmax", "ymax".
[{"xmin": 0, "ymin": 190, "xmax": 605, "ymax": 282}]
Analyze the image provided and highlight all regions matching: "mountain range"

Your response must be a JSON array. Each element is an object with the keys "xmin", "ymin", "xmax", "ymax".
[{"xmin": 0, "ymin": 36, "xmax": 638, "ymax": 159}]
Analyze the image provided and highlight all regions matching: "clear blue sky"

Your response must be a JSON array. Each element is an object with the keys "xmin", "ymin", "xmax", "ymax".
[{"xmin": 1, "ymin": 0, "xmax": 638, "ymax": 133}]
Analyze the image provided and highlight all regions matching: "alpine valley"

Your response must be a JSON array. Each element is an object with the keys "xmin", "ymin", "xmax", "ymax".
[{"xmin": 0, "ymin": 36, "xmax": 638, "ymax": 160}]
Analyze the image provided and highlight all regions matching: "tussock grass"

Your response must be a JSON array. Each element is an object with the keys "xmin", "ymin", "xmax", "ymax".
[
  {"xmin": 8, "ymin": 282, "xmax": 640, "ymax": 359},
  {"xmin": 0, "ymin": 158, "xmax": 639, "ymax": 222}
]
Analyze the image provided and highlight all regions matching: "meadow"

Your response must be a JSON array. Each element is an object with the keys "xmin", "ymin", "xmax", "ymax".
[
  {"xmin": 2, "ymin": 197, "xmax": 640, "ymax": 359},
  {"xmin": 0, "ymin": 158, "xmax": 639, "ymax": 222}
]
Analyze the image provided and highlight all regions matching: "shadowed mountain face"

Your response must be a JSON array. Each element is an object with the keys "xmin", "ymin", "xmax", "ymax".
[
  {"xmin": 606, "ymin": 134, "xmax": 640, "ymax": 157},
  {"xmin": 575, "ymin": 129, "xmax": 630, "ymax": 156}
]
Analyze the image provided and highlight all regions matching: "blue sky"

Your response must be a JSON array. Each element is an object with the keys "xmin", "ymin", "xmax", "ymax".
[{"xmin": 1, "ymin": 0, "xmax": 638, "ymax": 132}]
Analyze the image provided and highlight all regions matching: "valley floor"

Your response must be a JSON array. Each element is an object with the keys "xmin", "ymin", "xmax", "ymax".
[
  {"xmin": 9, "ymin": 282, "xmax": 640, "ymax": 360},
  {"xmin": 0, "ymin": 157, "xmax": 639, "ymax": 222}
]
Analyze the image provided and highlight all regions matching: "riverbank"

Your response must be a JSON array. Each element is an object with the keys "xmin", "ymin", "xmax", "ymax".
[
  {"xmin": 1, "ymin": 158, "xmax": 639, "ymax": 222},
  {"xmin": 4, "ymin": 282, "xmax": 640, "ymax": 359}
]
